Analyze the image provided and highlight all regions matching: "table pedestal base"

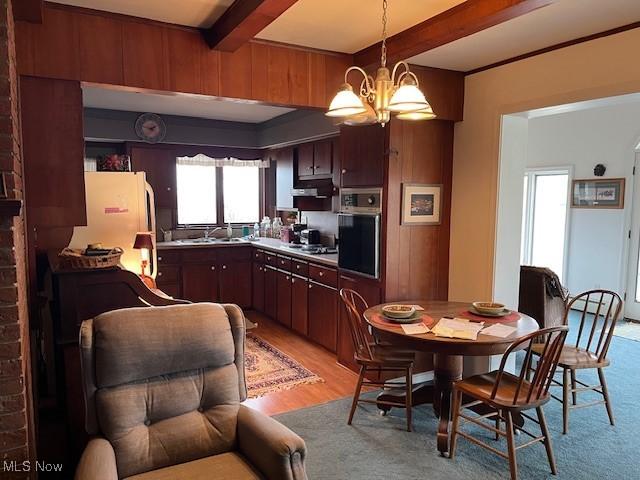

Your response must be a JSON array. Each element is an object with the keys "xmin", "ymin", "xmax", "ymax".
[{"xmin": 376, "ymin": 353, "xmax": 523, "ymax": 456}]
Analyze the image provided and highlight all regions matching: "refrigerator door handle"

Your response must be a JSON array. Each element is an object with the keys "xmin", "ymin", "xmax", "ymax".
[{"xmin": 145, "ymin": 181, "xmax": 158, "ymax": 278}]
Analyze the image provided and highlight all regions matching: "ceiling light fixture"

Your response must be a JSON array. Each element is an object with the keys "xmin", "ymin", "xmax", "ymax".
[{"xmin": 326, "ymin": 0, "xmax": 436, "ymax": 126}]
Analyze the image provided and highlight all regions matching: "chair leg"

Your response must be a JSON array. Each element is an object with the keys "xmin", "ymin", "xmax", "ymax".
[
  {"xmin": 405, "ymin": 365, "xmax": 413, "ymax": 432},
  {"xmin": 562, "ymin": 368, "xmax": 570, "ymax": 434},
  {"xmin": 570, "ymin": 370, "xmax": 577, "ymax": 406},
  {"xmin": 449, "ymin": 388, "xmax": 463, "ymax": 460},
  {"xmin": 348, "ymin": 365, "xmax": 366, "ymax": 426},
  {"xmin": 505, "ymin": 411, "xmax": 519, "ymax": 480},
  {"xmin": 495, "ymin": 410, "xmax": 501, "ymax": 441},
  {"xmin": 598, "ymin": 368, "xmax": 615, "ymax": 426},
  {"xmin": 537, "ymin": 407, "xmax": 557, "ymax": 475}
]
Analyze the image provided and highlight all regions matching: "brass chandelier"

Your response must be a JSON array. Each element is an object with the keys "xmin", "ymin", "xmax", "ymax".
[{"xmin": 326, "ymin": 0, "xmax": 435, "ymax": 126}]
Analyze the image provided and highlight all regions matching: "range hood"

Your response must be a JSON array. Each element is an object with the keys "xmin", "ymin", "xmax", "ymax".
[{"xmin": 291, "ymin": 186, "xmax": 334, "ymax": 198}]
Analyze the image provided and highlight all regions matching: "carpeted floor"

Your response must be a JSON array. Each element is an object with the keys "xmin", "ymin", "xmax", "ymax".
[
  {"xmin": 275, "ymin": 314, "xmax": 638, "ymax": 480},
  {"xmin": 614, "ymin": 320, "xmax": 640, "ymax": 342}
]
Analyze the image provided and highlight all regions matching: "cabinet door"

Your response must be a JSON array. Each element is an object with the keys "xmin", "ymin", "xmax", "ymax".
[
  {"xmin": 182, "ymin": 264, "xmax": 217, "ymax": 302},
  {"xmin": 252, "ymin": 262, "xmax": 265, "ymax": 312},
  {"xmin": 308, "ymin": 282, "xmax": 338, "ymax": 352},
  {"xmin": 297, "ymin": 143, "xmax": 315, "ymax": 178},
  {"xmin": 340, "ymin": 124, "xmax": 386, "ymax": 187},
  {"xmin": 130, "ymin": 146, "xmax": 177, "ymax": 209},
  {"xmin": 219, "ymin": 261, "xmax": 252, "ymax": 308},
  {"xmin": 312, "ymin": 140, "xmax": 333, "ymax": 176},
  {"xmin": 264, "ymin": 266, "xmax": 278, "ymax": 319},
  {"xmin": 275, "ymin": 147, "xmax": 294, "ymax": 209},
  {"xmin": 291, "ymin": 275, "xmax": 308, "ymax": 336},
  {"xmin": 276, "ymin": 270, "xmax": 292, "ymax": 328},
  {"xmin": 337, "ymin": 274, "xmax": 382, "ymax": 372}
]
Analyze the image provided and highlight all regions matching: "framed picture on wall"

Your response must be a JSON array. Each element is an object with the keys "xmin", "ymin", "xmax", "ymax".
[
  {"xmin": 571, "ymin": 178, "xmax": 625, "ymax": 209},
  {"xmin": 401, "ymin": 183, "xmax": 442, "ymax": 225}
]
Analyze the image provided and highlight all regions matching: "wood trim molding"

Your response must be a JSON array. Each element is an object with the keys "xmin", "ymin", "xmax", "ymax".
[
  {"xmin": 355, "ymin": 0, "xmax": 553, "ymax": 68},
  {"xmin": 466, "ymin": 21, "xmax": 640, "ymax": 75},
  {"xmin": 202, "ymin": 0, "xmax": 299, "ymax": 51}
]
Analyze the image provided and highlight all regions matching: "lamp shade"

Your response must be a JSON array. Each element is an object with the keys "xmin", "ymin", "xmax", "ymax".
[
  {"xmin": 387, "ymin": 83, "xmax": 429, "ymax": 113},
  {"xmin": 133, "ymin": 232, "xmax": 154, "ymax": 250},
  {"xmin": 395, "ymin": 105, "xmax": 436, "ymax": 121},
  {"xmin": 326, "ymin": 84, "xmax": 367, "ymax": 117}
]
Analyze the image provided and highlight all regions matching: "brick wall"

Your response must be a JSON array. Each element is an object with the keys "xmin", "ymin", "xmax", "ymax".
[{"xmin": 0, "ymin": 0, "xmax": 34, "ymax": 478}]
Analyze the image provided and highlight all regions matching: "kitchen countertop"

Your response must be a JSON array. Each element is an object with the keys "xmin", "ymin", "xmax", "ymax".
[{"xmin": 157, "ymin": 237, "xmax": 339, "ymax": 267}]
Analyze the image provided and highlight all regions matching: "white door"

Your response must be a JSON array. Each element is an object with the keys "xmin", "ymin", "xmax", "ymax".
[{"xmin": 625, "ymin": 152, "xmax": 640, "ymax": 320}]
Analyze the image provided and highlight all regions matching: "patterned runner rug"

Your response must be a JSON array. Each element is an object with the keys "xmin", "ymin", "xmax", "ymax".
[{"xmin": 245, "ymin": 335, "xmax": 323, "ymax": 398}]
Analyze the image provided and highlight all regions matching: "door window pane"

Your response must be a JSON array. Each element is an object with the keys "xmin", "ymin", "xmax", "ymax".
[
  {"xmin": 223, "ymin": 166, "xmax": 260, "ymax": 223},
  {"xmin": 530, "ymin": 174, "xmax": 568, "ymax": 278},
  {"xmin": 176, "ymin": 163, "xmax": 216, "ymax": 225}
]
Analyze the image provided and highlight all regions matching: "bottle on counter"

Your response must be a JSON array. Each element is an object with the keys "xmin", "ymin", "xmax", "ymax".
[
  {"xmin": 226, "ymin": 222, "xmax": 233, "ymax": 239},
  {"xmin": 272, "ymin": 217, "xmax": 282, "ymax": 239},
  {"xmin": 260, "ymin": 216, "xmax": 271, "ymax": 237},
  {"xmin": 254, "ymin": 222, "xmax": 260, "ymax": 238}
]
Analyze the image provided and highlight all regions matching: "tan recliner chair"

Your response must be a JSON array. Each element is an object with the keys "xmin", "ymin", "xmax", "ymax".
[{"xmin": 75, "ymin": 303, "xmax": 308, "ymax": 480}]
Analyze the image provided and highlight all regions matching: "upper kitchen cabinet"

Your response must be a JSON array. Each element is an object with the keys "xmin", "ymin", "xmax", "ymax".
[
  {"xmin": 340, "ymin": 124, "xmax": 386, "ymax": 188},
  {"xmin": 296, "ymin": 139, "xmax": 333, "ymax": 181},
  {"xmin": 129, "ymin": 146, "xmax": 177, "ymax": 209},
  {"xmin": 274, "ymin": 147, "xmax": 295, "ymax": 210},
  {"xmin": 20, "ymin": 76, "xmax": 86, "ymax": 227}
]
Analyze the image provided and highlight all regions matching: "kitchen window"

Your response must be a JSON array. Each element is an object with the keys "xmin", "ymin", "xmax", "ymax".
[{"xmin": 176, "ymin": 154, "xmax": 265, "ymax": 226}]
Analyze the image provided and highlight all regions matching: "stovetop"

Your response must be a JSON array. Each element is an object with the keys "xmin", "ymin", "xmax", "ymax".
[{"xmin": 282, "ymin": 244, "xmax": 337, "ymax": 255}]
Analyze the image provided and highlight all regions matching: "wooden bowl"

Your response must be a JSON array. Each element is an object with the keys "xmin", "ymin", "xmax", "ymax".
[
  {"xmin": 472, "ymin": 301, "xmax": 505, "ymax": 315},
  {"xmin": 382, "ymin": 304, "xmax": 416, "ymax": 319}
]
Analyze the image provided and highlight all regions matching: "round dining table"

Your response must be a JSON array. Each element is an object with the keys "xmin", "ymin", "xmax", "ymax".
[{"xmin": 363, "ymin": 300, "xmax": 539, "ymax": 456}]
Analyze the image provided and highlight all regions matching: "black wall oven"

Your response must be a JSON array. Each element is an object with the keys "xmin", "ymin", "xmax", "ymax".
[{"xmin": 338, "ymin": 188, "xmax": 382, "ymax": 279}]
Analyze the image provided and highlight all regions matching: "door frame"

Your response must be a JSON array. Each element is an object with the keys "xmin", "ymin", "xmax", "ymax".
[{"xmin": 623, "ymin": 148, "xmax": 640, "ymax": 320}]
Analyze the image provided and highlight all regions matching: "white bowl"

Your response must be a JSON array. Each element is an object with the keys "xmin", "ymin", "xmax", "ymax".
[
  {"xmin": 382, "ymin": 304, "xmax": 416, "ymax": 319},
  {"xmin": 472, "ymin": 301, "xmax": 505, "ymax": 315}
]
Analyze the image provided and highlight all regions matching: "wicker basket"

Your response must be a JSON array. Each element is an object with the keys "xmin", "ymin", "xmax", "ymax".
[{"xmin": 58, "ymin": 247, "xmax": 124, "ymax": 270}]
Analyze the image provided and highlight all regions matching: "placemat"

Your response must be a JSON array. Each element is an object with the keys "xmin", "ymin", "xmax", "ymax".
[
  {"xmin": 458, "ymin": 310, "xmax": 521, "ymax": 323},
  {"xmin": 371, "ymin": 313, "xmax": 435, "ymax": 328}
]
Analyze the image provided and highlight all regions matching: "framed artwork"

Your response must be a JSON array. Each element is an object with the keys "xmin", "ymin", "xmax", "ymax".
[
  {"xmin": 401, "ymin": 183, "xmax": 442, "ymax": 225},
  {"xmin": 97, "ymin": 154, "xmax": 131, "ymax": 172},
  {"xmin": 571, "ymin": 178, "xmax": 625, "ymax": 209}
]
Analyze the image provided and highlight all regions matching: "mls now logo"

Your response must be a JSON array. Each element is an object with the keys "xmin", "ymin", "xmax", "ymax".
[{"xmin": 3, "ymin": 460, "xmax": 63, "ymax": 473}]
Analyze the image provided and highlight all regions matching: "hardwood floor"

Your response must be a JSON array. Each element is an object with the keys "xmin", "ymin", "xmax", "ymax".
[{"xmin": 243, "ymin": 310, "xmax": 360, "ymax": 416}]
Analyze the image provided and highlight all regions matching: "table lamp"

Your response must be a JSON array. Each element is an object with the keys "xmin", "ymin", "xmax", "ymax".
[{"xmin": 133, "ymin": 232, "xmax": 154, "ymax": 288}]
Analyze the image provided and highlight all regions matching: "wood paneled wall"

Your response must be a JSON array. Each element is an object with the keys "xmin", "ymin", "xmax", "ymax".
[
  {"xmin": 384, "ymin": 120, "xmax": 454, "ymax": 301},
  {"xmin": 14, "ymin": 3, "xmax": 464, "ymax": 120}
]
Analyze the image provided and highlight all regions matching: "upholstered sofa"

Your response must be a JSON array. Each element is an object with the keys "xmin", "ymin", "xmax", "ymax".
[{"xmin": 75, "ymin": 303, "xmax": 308, "ymax": 480}]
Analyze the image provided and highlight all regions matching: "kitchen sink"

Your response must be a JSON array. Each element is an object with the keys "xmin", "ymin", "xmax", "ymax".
[{"xmin": 176, "ymin": 237, "xmax": 245, "ymax": 244}]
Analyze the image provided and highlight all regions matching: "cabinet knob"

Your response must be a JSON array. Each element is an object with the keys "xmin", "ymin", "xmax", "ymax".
[
  {"xmin": 211, "ymin": 266, "xmax": 215, "ymax": 271},
  {"xmin": 158, "ymin": 256, "xmax": 163, "ymax": 261},
  {"xmin": 158, "ymin": 272, "xmax": 163, "ymax": 277},
  {"xmin": 308, "ymin": 284, "xmax": 312, "ymax": 289},
  {"xmin": 319, "ymin": 271, "xmax": 324, "ymax": 276},
  {"xmin": 286, "ymin": 276, "xmax": 289, "ymax": 280},
  {"xmin": 296, "ymin": 265, "xmax": 300, "ymax": 269},
  {"xmin": 222, "ymin": 265, "xmax": 227, "ymax": 269},
  {"xmin": 341, "ymin": 168, "xmax": 347, "ymax": 174},
  {"xmin": 167, "ymin": 187, "xmax": 171, "ymax": 191},
  {"xmin": 291, "ymin": 278, "xmax": 295, "ymax": 283},
  {"xmin": 281, "ymin": 260, "xmax": 285, "ymax": 264}
]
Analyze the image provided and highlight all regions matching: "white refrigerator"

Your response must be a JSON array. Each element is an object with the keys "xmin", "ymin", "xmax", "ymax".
[{"xmin": 68, "ymin": 172, "xmax": 157, "ymax": 277}]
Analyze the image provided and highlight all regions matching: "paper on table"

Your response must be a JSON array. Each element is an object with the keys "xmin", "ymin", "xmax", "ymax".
[
  {"xmin": 401, "ymin": 323, "xmax": 430, "ymax": 335},
  {"xmin": 432, "ymin": 317, "xmax": 484, "ymax": 340},
  {"xmin": 411, "ymin": 305, "xmax": 425, "ymax": 311},
  {"xmin": 481, "ymin": 323, "xmax": 517, "ymax": 338}
]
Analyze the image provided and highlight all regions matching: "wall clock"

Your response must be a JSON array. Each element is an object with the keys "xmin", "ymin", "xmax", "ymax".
[{"xmin": 135, "ymin": 113, "xmax": 166, "ymax": 144}]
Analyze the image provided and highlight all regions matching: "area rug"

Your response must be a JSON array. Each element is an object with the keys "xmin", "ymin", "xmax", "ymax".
[
  {"xmin": 275, "ymin": 313, "xmax": 639, "ymax": 480},
  {"xmin": 614, "ymin": 320, "xmax": 640, "ymax": 342},
  {"xmin": 245, "ymin": 335, "xmax": 323, "ymax": 398}
]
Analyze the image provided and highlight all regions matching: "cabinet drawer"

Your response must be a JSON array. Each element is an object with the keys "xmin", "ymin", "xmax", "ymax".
[
  {"xmin": 291, "ymin": 258, "xmax": 308, "ymax": 276},
  {"xmin": 156, "ymin": 265, "xmax": 180, "ymax": 284},
  {"xmin": 277, "ymin": 255, "xmax": 292, "ymax": 271},
  {"xmin": 308, "ymin": 263, "xmax": 338, "ymax": 287},
  {"xmin": 253, "ymin": 249, "xmax": 265, "ymax": 263},
  {"xmin": 157, "ymin": 250, "xmax": 181, "ymax": 265},
  {"xmin": 265, "ymin": 252, "xmax": 278, "ymax": 267},
  {"xmin": 182, "ymin": 248, "xmax": 218, "ymax": 263},
  {"xmin": 218, "ymin": 246, "xmax": 252, "ymax": 262}
]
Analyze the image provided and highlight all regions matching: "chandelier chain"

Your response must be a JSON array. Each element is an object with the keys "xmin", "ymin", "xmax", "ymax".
[{"xmin": 381, "ymin": 0, "xmax": 388, "ymax": 68}]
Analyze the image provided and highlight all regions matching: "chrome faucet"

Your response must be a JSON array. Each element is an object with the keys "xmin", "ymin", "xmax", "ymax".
[{"xmin": 204, "ymin": 226, "xmax": 222, "ymax": 239}]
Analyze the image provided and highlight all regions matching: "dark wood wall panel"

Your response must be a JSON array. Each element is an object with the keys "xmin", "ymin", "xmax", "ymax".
[
  {"xmin": 384, "ymin": 120, "xmax": 453, "ymax": 301},
  {"xmin": 14, "ymin": 3, "xmax": 464, "ymax": 120}
]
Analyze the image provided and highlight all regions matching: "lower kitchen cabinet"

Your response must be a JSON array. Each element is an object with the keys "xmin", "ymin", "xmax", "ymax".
[
  {"xmin": 219, "ymin": 260, "xmax": 252, "ymax": 307},
  {"xmin": 182, "ymin": 263, "xmax": 218, "ymax": 302},
  {"xmin": 264, "ymin": 266, "xmax": 278, "ymax": 319},
  {"xmin": 308, "ymin": 281, "xmax": 338, "ymax": 353},
  {"xmin": 291, "ymin": 275, "xmax": 308, "ymax": 335},
  {"xmin": 276, "ymin": 270, "xmax": 292, "ymax": 328},
  {"xmin": 252, "ymin": 262, "xmax": 265, "ymax": 312}
]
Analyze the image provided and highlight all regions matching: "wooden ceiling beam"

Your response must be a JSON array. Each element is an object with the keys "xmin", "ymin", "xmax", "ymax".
[
  {"xmin": 355, "ymin": 0, "xmax": 554, "ymax": 68},
  {"xmin": 202, "ymin": 0, "xmax": 299, "ymax": 52},
  {"xmin": 13, "ymin": 0, "xmax": 43, "ymax": 23}
]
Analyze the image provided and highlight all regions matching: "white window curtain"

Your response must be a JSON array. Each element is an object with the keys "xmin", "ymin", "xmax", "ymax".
[{"xmin": 176, "ymin": 153, "xmax": 269, "ymax": 168}]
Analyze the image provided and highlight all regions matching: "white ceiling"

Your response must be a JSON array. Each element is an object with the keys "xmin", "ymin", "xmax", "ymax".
[
  {"xmin": 408, "ymin": 0, "xmax": 640, "ymax": 72},
  {"xmin": 256, "ymin": 0, "xmax": 465, "ymax": 54},
  {"xmin": 49, "ymin": 0, "xmax": 235, "ymax": 28},
  {"xmin": 82, "ymin": 86, "xmax": 295, "ymax": 123}
]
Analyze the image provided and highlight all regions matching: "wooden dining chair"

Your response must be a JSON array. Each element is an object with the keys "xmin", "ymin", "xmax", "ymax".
[
  {"xmin": 339, "ymin": 288, "xmax": 415, "ymax": 432},
  {"xmin": 450, "ymin": 326, "xmax": 569, "ymax": 480},
  {"xmin": 530, "ymin": 289, "xmax": 622, "ymax": 434}
]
